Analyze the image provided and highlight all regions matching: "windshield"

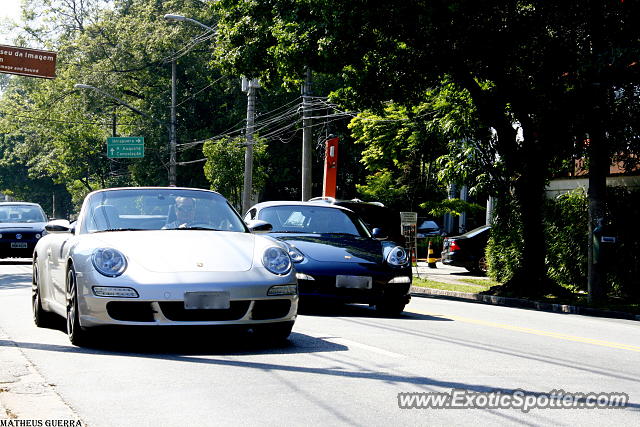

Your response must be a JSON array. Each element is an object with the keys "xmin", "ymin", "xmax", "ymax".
[
  {"xmin": 259, "ymin": 205, "xmax": 370, "ymax": 237},
  {"xmin": 0, "ymin": 205, "xmax": 47, "ymax": 223},
  {"xmin": 81, "ymin": 189, "xmax": 247, "ymax": 233}
]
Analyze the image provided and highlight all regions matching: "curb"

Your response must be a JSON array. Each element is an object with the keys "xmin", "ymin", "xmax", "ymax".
[
  {"xmin": 410, "ymin": 286, "xmax": 640, "ymax": 321},
  {"xmin": 0, "ymin": 327, "xmax": 83, "ymax": 422}
]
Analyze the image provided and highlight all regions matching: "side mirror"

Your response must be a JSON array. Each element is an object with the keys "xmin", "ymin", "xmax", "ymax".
[
  {"xmin": 246, "ymin": 219, "xmax": 273, "ymax": 233},
  {"xmin": 45, "ymin": 219, "xmax": 73, "ymax": 234},
  {"xmin": 371, "ymin": 227, "xmax": 388, "ymax": 240}
]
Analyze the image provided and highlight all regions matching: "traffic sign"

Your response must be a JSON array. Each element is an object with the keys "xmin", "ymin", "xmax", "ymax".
[
  {"xmin": 107, "ymin": 137, "xmax": 144, "ymax": 158},
  {"xmin": 0, "ymin": 44, "xmax": 57, "ymax": 79}
]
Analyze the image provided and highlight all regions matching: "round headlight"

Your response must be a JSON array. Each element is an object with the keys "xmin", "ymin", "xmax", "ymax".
[
  {"xmin": 262, "ymin": 247, "xmax": 292, "ymax": 275},
  {"xmin": 0, "ymin": 233, "xmax": 3, "ymax": 239},
  {"xmin": 35, "ymin": 233, "xmax": 41, "ymax": 239},
  {"xmin": 386, "ymin": 246, "xmax": 409, "ymax": 266},
  {"xmin": 92, "ymin": 248, "xmax": 127, "ymax": 277}
]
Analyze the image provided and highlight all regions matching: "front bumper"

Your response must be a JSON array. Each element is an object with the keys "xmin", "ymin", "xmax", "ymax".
[
  {"xmin": 294, "ymin": 262, "xmax": 412, "ymax": 304},
  {"xmin": 76, "ymin": 268, "xmax": 298, "ymax": 328}
]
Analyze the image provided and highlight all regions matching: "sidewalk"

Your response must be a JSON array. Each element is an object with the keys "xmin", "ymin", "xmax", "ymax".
[
  {"xmin": 410, "ymin": 262, "xmax": 640, "ymax": 322},
  {"xmin": 0, "ymin": 327, "xmax": 82, "ymax": 422}
]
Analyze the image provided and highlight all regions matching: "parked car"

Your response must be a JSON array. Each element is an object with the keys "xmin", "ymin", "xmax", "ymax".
[
  {"xmin": 441, "ymin": 225, "xmax": 491, "ymax": 274},
  {"xmin": 416, "ymin": 220, "xmax": 443, "ymax": 238},
  {"xmin": 32, "ymin": 187, "xmax": 298, "ymax": 346},
  {"xmin": 0, "ymin": 202, "xmax": 48, "ymax": 259},
  {"xmin": 245, "ymin": 201, "xmax": 412, "ymax": 315}
]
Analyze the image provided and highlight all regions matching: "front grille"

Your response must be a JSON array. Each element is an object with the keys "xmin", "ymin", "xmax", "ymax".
[
  {"xmin": 106, "ymin": 301, "xmax": 155, "ymax": 322},
  {"xmin": 159, "ymin": 301, "xmax": 250, "ymax": 321},
  {"xmin": 251, "ymin": 300, "xmax": 292, "ymax": 320}
]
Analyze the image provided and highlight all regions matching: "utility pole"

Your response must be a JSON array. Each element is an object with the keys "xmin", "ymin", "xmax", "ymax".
[
  {"xmin": 301, "ymin": 67, "xmax": 313, "ymax": 201},
  {"xmin": 169, "ymin": 59, "xmax": 177, "ymax": 186},
  {"xmin": 242, "ymin": 77, "xmax": 259, "ymax": 214}
]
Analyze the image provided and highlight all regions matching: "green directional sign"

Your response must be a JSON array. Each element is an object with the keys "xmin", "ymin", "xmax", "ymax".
[{"xmin": 107, "ymin": 137, "xmax": 144, "ymax": 158}]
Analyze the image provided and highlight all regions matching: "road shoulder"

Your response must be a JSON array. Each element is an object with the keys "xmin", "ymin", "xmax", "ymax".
[{"xmin": 0, "ymin": 326, "xmax": 83, "ymax": 422}]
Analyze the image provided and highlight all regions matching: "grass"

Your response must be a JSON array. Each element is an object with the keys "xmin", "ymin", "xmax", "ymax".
[
  {"xmin": 412, "ymin": 275, "xmax": 640, "ymax": 316},
  {"xmin": 412, "ymin": 277, "xmax": 493, "ymax": 294},
  {"xmin": 458, "ymin": 277, "xmax": 501, "ymax": 288}
]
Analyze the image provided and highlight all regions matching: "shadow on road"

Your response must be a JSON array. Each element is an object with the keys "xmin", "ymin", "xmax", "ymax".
[
  {"xmin": 0, "ymin": 258, "xmax": 32, "ymax": 265},
  {"xmin": 298, "ymin": 301, "xmax": 453, "ymax": 321},
  {"xmin": 8, "ymin": 318, "xmax": 350, "ymax": 356}
]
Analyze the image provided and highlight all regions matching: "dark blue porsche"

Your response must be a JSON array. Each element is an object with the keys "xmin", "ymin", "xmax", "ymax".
[{"xmin": 245, "ymin": 201, "xmax": 412, "ymax": 315}]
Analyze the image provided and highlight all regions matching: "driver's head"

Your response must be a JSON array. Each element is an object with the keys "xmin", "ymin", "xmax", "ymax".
[{"xmin": 175, "ymin": 196, "xmax": 196, "ymax": 222}]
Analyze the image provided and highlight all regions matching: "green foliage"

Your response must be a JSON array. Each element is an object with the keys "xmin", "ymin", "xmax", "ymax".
[
  {"xmin": 604, "ymin": 187, "xmax": 640, "ymax": 299},
  {"xmin": 486, "ymin": 196, "xmax": 523, "ymax": 284},
  {"xmin": 544, "ymin": 189, "xmax": 589, "ymax": 292},
  {"xmin": 420, "ymin": 198, "xmax": 485, "ymax": 218},
  {"xmin": 488, "ymin": 187, "xmax": 640, "ymax": 299},
  {"xmin": 354, "ymin": 170, "xmax": 408, "ymax": 209},
  {"xmin": 203, "ymin": 137, "xmax": 267, "ymax": 210}
]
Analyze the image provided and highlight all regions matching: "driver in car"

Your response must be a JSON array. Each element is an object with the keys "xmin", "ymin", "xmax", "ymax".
[{"xmin": 164, "ymin": 196, "xmax": 197, "ymax": 229}]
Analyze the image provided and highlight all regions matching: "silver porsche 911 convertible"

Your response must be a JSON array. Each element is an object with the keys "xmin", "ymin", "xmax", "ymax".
[{"xmin": 32, "ymin": 187, "xmax": 298, "ymax": 346}]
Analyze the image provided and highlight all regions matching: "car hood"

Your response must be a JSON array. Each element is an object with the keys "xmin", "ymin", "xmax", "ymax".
[
  {"xmin": 272, "ymin": 234, "xmax": 382, "ymax": 263},
  {"xmin": 0, "ymin": 222, "xmax": 46, "ymax": 231},
  {"xmin": 88, "ymin": 230, "xmax": 255, "ymax": 272}
]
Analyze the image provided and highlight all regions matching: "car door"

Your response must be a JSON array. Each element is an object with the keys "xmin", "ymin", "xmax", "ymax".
[{"xmin": 45, "ymin": 231, "xmax": 74, "ymax": 305}]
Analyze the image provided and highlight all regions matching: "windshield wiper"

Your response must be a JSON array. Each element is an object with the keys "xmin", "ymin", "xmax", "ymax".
[
  {"xmin": 172, "ymin": 226, "xmax": 222, "ymax": 231},
  {"xmin": 94, "ymin": 228, "xmax": 145, "ymax": 233}
]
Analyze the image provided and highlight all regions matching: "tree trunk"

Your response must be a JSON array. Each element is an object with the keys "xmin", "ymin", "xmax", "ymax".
[{"xmin": 587, "ymin": 96, "xmax": 608, "ymax": 303}]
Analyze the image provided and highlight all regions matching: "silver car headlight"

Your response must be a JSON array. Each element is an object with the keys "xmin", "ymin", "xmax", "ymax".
[
  {"xmin": 262, "ymin": 247, "xmax": 292, "ymax": 275},
  {"xmin": 92, "ymin": 248, "xmax": 127, "ymax": 277},
  {"xmin": 386, "ymin": 246, "xmax": 409, "ymax": 266}
]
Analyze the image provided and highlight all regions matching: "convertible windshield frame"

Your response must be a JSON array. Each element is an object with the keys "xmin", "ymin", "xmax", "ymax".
[{"xmin": 79, "ymin": 188, "xmax": 249, "ymax": 234}]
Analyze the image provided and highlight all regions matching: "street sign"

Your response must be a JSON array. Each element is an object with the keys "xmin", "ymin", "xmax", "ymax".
[
  {"xmin": 107, "ymin": 137, "xmax": 144, "ymax": 158},
  {"xmin": 400, "ymin": 211, "xmax": 418, "ymax": 226},
  {"xmin": 0, "ymin": 44, "xmax": 57, "ymax": 79}
]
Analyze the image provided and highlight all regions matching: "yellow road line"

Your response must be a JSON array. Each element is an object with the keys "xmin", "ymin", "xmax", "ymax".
[{"xmin": 409, "ymin": 309, "xmax": 640, "ymax": 352}]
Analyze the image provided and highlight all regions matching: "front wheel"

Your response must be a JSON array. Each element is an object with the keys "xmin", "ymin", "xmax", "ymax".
[
  {"xmin": 32, "ymin": 259, "xmax": 54, "ymax": 328},
  {"xmin": 66, "ymin": 266, "xmax": 90, "ymax": 346},
  {"xmin": 375, "ymin": 298, "xmax": 407, "ymax": 316},
  {"xmin": 252, "ymin": 321, "xmax": 294, "ymax": 343}
]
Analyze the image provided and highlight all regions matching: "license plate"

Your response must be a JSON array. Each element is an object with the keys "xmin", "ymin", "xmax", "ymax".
[
  {"xmin": 184, "ymin": 291, "xmax": 230, "ymax": 310},
  {"xmin": 10, "ymin": 242, "xmax": 28, "ymax": 249},
  {"xmin": 336, "ymin": 275, "xmax": 372, "ymax": 289}
]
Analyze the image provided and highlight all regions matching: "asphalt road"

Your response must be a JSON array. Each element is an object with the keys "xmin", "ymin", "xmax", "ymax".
[{"xmin": 1, "ymin": 260, "xmax": 639, "ymax": 426}]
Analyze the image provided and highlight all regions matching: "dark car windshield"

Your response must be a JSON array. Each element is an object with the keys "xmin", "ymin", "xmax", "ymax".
[
  {"xmin": 259, "ymin": 205, "xmax": 370, "ymax": 237},
  {"xmin": 0, "ymin": 205, "xmax": 47, "ymax": 223},
  {"xmin": 81, "ymin": 189, "xmax": 247, "ymax": 233}
]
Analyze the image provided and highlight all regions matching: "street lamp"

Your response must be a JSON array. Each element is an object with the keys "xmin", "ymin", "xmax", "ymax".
[
  {"xmin": 163, "ymin": 14, "xmax": 215, "ymax": 32},
  {"xmin": 74, "ymin": 83, "xmax": 172, "ymax": 183}
]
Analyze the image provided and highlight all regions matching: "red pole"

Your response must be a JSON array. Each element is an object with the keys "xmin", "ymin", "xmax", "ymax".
[{"xmin": 322, "ymin": 137, "xmax": 339, "ymax": 198}]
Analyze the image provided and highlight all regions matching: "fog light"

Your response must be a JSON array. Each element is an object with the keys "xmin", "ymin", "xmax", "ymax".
[
  {"xmin": 388, "ymin": 276, "xmax": 411, "ymax": 284},
  {"xmin": 295, "ymin": 273, "xmax": 315, "ymax": 281},
  {"xmin": 92, "ymin": 286, "xmax": 139, "ymax": 298},
  {"xmin": 267, "ymin": 284, "xmax": 298, "ymax": 296}
]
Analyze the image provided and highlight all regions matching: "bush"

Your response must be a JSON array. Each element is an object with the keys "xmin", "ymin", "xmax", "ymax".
[
  {"xmin": 486, "ymin": 196, "xmax": 523, "ymax": 283},
  {"xmin": 544, "ymin": 189, "xmax": 589, "ymax": 292},
  {"xmin": 487, "ymin": 187, "xmax": 640, "ymax": 299}
]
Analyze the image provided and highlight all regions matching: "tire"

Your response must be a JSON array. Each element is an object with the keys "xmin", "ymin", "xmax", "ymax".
[
  {"xmin": 477, "ymin": 256, "xmax": 488, "ymax": 274},
  {"xmin": 66, "ymin": 266, "xmax": 90, "ymax": 346},
  {"xmin": 253, "ymin": 321, "xmax": 294, "ymax": 343},
  {"xmin": 32, "ymin": 259, "xmax": 55, "ymax": 328},
  {"xmin": 375, "ymin": 299, "xmax": 407, "ymax": 316}
]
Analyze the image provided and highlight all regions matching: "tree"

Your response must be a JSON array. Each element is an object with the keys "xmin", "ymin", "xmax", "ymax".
[{"xmin": 211, "ymin": 0, "xmax": 640, "ymax": 297}]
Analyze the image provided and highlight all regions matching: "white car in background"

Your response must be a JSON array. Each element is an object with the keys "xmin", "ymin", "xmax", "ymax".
[{"xmin": 32, "ymin": 187, "xmax": 298, "ymax": 346}]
